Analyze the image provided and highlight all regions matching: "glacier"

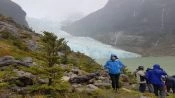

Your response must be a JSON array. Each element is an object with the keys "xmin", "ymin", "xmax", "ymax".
[{"xmin": 27, "ymin": 18, "xmax": 141, "ymax": 64}]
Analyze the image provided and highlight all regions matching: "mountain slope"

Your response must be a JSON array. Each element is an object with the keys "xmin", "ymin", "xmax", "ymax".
[
  {"xmin": 0, "ymin": 15, "xmax": 100, "ymax": 72},
  {"xmin": 63, "ymin": 0, "xmax": 175, "ymax": 56},
  {"xmin": 0, "ymin": 0, "xmax": 28, "ymax": 26}
]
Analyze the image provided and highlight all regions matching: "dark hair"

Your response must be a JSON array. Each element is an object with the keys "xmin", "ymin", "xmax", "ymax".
[
  {"xmin": 138, "ymin": 66, "xmax": 144, "ymax": 70},
  {"xmin": 111, "ymin": 55, "xmax": 118, "ymax": 59}
]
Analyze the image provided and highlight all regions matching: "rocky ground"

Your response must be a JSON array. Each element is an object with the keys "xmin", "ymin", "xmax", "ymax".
[{"xmin": 0, "ymin": 55, "xmax": 135, "ymax": 97}]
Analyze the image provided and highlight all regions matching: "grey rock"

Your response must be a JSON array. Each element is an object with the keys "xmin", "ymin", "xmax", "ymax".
[
  {"xmin": 67, "ymin": 72, "xmax": 78, "ymax": 78},
  {"xmin": 13, "ymin": 69, "xmax": 35, "ymax": 79},
  {"xmin": 0, "ymin": 21, "xmax": 19, "ymax": 37},
  {"xmin": 22, "ymin": 57, "xmax": 33, "ymax": 66},
  {"xmin": 69, "ymin": 72, "xmax": 100, "ymax": 84},
  {"xmin": 0, "ymin": 0, "xmax": 28, "ymax": 26},
  {"xmin": 73, "ymin": 84, "xmax": 98, "ymax": 93},
  {"xmin": 97, "ymin": 76, "xmax": 106, "ymax": 80},
  {"xmin": 0, "ymin": 56, "xmax": 32, "ymax": 67},
  {"xmin": 11, "ymin": 86, "xmax": 29, "ymax": 94},
  {"xmin": 26, "ymin": 40, "xmax": 37, "ymax": 51},
  {"xmin": 0, "ymin": 56, "xmax": 14, "ymax": 61},
  {"xmin": 87, "ymin": 84, "xmax": 99, "ymax": 90},
  {"xmin": 72, "ymin": 84, "xmax": 82, "ymax": 88},
  {"xmin": 94, "ymin": 83, "xmax": 111, "ymax": 88}
]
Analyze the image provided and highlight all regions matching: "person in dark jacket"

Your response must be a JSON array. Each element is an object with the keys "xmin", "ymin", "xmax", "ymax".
[
  {"xmin": 104, "ymin": 54, "xmax": 125, "ymax": 91},
  {"xmin": 146, "ymin": 64, "xmax": 167, "ymax": 97},
  {"xmin": 165, "ymin": 76, "xmax": 175, "ymax": 93}
]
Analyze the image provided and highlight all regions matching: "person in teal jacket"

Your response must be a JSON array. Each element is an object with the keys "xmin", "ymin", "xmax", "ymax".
[{"xmin": 104, "ymin": 54, "xmax": 125, "ymax": 91}]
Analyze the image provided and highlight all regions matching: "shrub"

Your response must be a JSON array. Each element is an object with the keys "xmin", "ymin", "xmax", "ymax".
[{"xmin": 0, "ymin": 31, "xmax": 15, "ymax": 39}]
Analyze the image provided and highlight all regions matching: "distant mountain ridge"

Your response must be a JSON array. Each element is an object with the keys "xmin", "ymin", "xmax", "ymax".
[
  {"xmin": 63, "ymin": 0, "xmax": 175, "ymax": 56},
  {"xmin": 63, "ymin": 0, "xmax": 175, "ymax": 35},
  {"xmin": 0, "ymin": 0, "xmax": 28, "ymax": 26}
]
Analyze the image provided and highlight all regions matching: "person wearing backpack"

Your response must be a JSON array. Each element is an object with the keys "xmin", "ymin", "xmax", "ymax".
[
  {"xmin": 136, "ymin": 66, "xmax": 146, "ymax": 93},
  {"xmin": 104, "ymin": 54, "xmax": 125, "ymax": 92},
  {"xmin": 146, "ymin": 64, "xmax": 167, "ymax": 97}
]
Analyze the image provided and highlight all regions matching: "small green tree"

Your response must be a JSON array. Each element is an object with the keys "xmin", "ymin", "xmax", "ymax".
[{"xmin": 24, "ymin": 31, "xmax": 70, "ymax": 94}]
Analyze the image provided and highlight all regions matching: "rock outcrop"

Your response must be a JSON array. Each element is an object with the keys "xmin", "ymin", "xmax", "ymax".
[
  {"xmin": 0, "ymin": 56, "xmax": 34, "ymax": 67},
  {"xmin": 0, "ymin": 0, "xmax": 28, "ymax": 27},
  {"xmin": 0, "ymin": 15, "xmax": 39, "ymax": 51}
]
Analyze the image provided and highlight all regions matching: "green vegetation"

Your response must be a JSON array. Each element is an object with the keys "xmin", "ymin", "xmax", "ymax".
[
  {"xmin": 0, "ymin": 30, "xmax": 29, "ymax": 51},
  {"xmin": 0, "ymin": 66, "xmax": 16, "ymax": 89},
  {"xmin": 26, "ymin": 32, "xmax": 70, "ymax": 94},
  {"xmin": 68, "ymin": 52, "xmax": 101, "ymax": 72},
  {"xmin": 0, "ymin": 30, "xmax": 102, "ymax": 96}
]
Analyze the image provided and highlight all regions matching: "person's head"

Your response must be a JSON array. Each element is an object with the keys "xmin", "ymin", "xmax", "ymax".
[
  {"xmin": 110, "ymin": 54, "xmax": 118, "ymax": 61},
  {"xmin": 138, "ymin": 66, "xmax": 144, "ymax": 70},
  {"xmin": 153, "ymin": 64, "xmax": 162, "ymax": 70}
]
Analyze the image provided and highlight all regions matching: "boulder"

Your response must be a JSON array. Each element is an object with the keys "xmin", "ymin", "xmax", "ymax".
[
  {"xmin": 72, "ymin": 84, "xmax": 99, "ymax": 93},
  {"xmin": 22, "ymin": 57, "xmax": 33, "ymax": 66},
  {"xmin": 69, "ymin": 72, "xmax": 100, "ymax": 84},
  {"xmin": 11, "ymin": 69, "xmax": 34, "ymax": 87},
  {"xmin": 0, "ymin": 56, "xmax": 33, "ymax": 67},
  {"xmin": 0, "ymin": 56, "xmax": 14, "ymax": 62},
  {"xmin": 72, "ymin": 84, "xmax": 82, "ymax": 88},
  {"xmin": 87, "ymin": 84, "xmax": 99, "ymax": 90},
  {"xmin": 13, "ymin": 69, "xmax": 35, "ymax": 78},
  {"xmin": 11, "ymin": 86, "xmax": 30, "ymax": 94},
  {"xmin": 71, "ymin": 67, "xmax": 87, "ymax": 75},
  {"xmin": 9, "ymin": 76, "xmax": 33, "ymax": 87},
  {"xmin": 66, "ymin": 72, "xmax": 78, "ymax": 78}
]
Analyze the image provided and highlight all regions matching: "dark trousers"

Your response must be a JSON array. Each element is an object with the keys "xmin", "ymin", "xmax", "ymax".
[
  {"xmin": 109, "ymin": 73, "xmax": 120, "ymax": 90},
  {"xmin": 153, "ymin": 84, "xmax": 165, "ymax": 97},
  {"xmin": 139, "ymin": 83, "xmax": 146, "ymax": 93}
]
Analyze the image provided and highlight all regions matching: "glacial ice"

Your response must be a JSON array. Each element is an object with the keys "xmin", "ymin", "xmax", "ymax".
[{"xmin": 27, "ymin": 18, "xmax": 141, "ymax": 63}]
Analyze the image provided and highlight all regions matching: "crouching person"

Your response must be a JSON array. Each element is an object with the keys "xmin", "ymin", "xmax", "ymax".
[
  {"xmin": 166, "ymin": 75, "xmax": 175, "ymax": 93},
  {"xmin": 104, "ymin": 54, "xmax": 125, "ymax": 92},
  {"xmin": 136, "ymin": 66, "xmax": 146, "ymax": 93},
  {"xmin": 146, "ymin": 64, "xmax": 167, "ymax": 97}
]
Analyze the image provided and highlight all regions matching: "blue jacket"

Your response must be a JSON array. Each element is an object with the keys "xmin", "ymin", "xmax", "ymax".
[
  {"xmin": 146, "ymin": 64, "xmax": 167, "ymax": 86},
  {"xmin": 104, "ymin": 54, "xmax": 125, "ymax": 74}
]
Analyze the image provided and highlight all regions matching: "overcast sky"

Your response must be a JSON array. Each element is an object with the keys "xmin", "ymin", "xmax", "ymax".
[{"xmin": 12, "ymin": 0, "xmax": 108, "ymax": 21}]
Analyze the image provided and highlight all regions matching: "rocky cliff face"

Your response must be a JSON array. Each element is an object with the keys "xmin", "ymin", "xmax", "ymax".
[
  {"xmin": 63, "ymin": 0, "xmax": 175, "ymax": 56},
  {"xmin": 0, "ymin": 0, "xmax": 28, "ymax": 27}
]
